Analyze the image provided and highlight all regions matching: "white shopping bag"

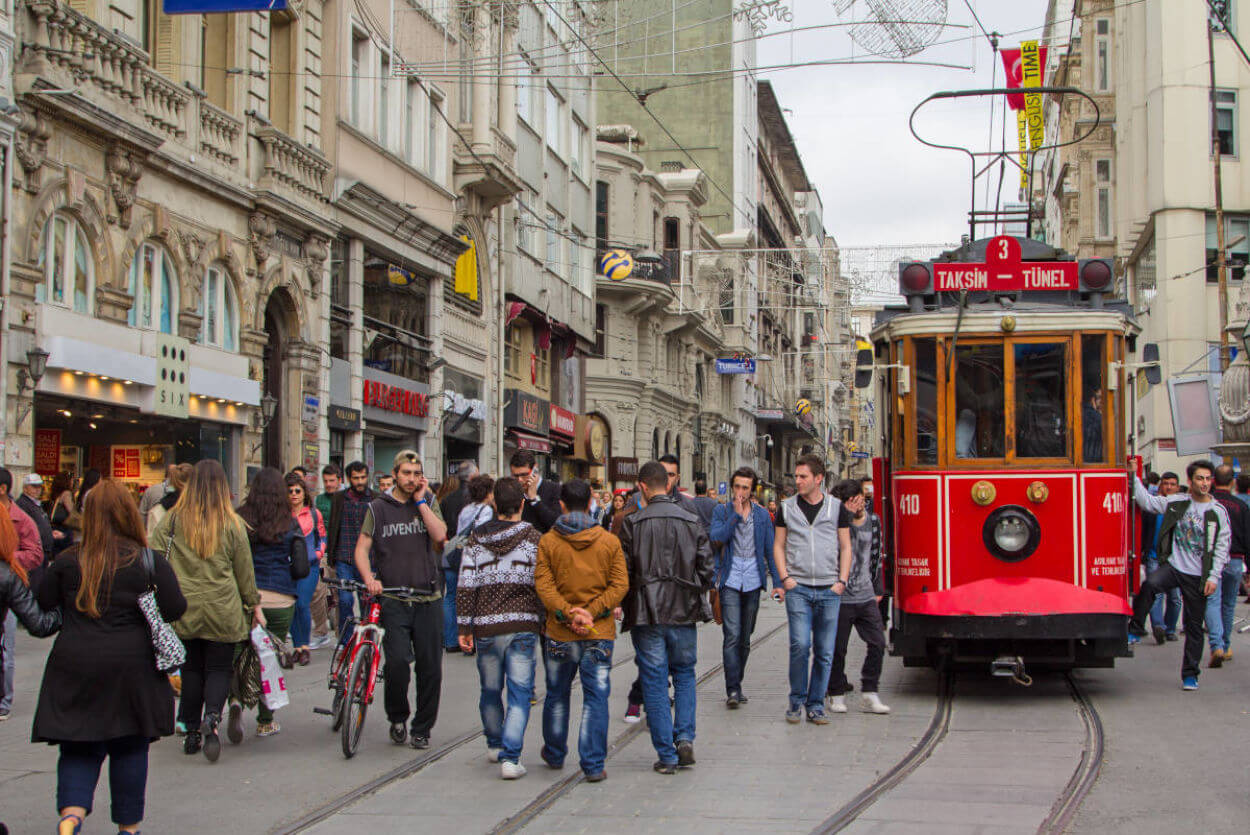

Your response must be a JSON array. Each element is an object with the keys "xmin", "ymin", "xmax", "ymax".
[{"xmin": 251, "ymin": 625, "xmax": 290, "ymax": 711}]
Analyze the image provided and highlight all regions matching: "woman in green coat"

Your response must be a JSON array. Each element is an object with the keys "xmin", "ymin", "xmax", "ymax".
[{"xmin": 149, "ymin": 460, "xmax": 263, "ymax": 763}]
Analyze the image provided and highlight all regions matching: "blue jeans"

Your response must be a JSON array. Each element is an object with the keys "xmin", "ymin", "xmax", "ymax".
[
  {"xmin": 335, "ymin": 561, "xmax": 365, "ymax": 638},
  {"xmin": 290, "ymin": 564, "xmax": 320, "ymax": 647},
  {"xmin": 541, "ymin": 638, "xmax": 614, "ymax": 775},
  {"xmin": 442, "ymin": 568, "xmax": 459, "ymax": 650},
  {"xmin": 785, "ymin": 584, "xmax": 842, "ymax": 711},
  {"xmin": 474, "ymin": 631, "xmax": 537, "ymax": 764},
  {"xmin": 1205, "ymin": 559, "xmax": 1246, "ymax": 652},
  {"xmin": 720, "ymin": 587, "xmax": 761, "ymax": 696},
  {"xmin": 630, "ymin": 625, "xmax": 697, "ymax": 765},
  {"xmin": 57, "ymin": 736, "xmax": 149, "ymax": 825},
  {"xmin": 1144, "ymin": 558, "xmax": 1181, "ymax": 635}
]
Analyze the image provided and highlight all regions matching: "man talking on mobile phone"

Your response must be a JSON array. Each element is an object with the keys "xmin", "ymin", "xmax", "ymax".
[
  {"xmin": 354, "ymin": 450, "xmax": 448, "ymax": 750},
  {"xmin": 510, "ymin": 450, "xmax": 561, "ymax": 533}
]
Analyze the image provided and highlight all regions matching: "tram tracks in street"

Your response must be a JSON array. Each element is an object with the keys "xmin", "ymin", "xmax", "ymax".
[
  {"xmin": 811, "ymin": 671, "xmax": 1104, "ymax": 835},
  {"xmin": 487, "ymin": 621, "xmax": 790, "ymax": 835}
]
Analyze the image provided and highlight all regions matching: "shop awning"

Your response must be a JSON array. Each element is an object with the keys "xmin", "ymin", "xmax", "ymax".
[{"xmin": 508, "ymin": 429, "xmax": 551, "ymax": 453}]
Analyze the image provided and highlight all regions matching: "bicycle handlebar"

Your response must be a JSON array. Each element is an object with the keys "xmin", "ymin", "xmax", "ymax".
[{"xmin": 323, "ymin": 577, "xmax": 425, "ymax": 598}]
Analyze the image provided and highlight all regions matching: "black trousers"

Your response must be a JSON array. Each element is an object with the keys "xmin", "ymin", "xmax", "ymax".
[
  {"xmin": 178, "ymin": 639, "xmax": 234, "ymax": 730},
  {"xmin": 1129, "ymin": 563, "xmax": 1206, "ymax": 680},
  {"xmin": 380, "ymin": 597, "xmax": 443, "ymax": 736},
  {"xmin": 827, "ymin": 599, "xmax": 887, "ymax": 695}
]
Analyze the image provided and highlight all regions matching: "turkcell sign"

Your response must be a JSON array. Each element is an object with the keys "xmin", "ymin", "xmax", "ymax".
[
  {"xmin": 164, "ymin": 0, "xmax": 286, "ymax": 13},
  {"xmin": 933, "ymin": 261, "xmax": 1078, "ymax": 292},
  {"xmin": 715, "ymin": 358, "xmax": 755, "ymax": 374}
]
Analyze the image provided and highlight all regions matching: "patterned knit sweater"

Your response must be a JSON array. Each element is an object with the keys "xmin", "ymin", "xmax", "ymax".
[{"xmin": 456, "ymin": 519, "xmax": 545, "ymax": 638}]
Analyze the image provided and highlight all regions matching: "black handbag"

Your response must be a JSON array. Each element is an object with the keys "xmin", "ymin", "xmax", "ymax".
[{"xmin": 288, "ymin": 528, "xmax": 310, "ymax": 581}]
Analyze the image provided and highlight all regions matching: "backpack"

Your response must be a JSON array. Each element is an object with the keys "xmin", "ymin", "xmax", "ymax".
[{"xmin": 444, "ymin": 505, "xmax": 488, "ymax": 573}]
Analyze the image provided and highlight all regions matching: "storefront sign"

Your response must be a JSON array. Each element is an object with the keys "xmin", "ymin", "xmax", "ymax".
[
  {"xmin": 154, "ymin": 333, "xmax": 190, "ymax": 419},
  {"xmin": 443, "ymin": 369, "xmax": 485, "ymax": 445},
  {"xmin": 550, "ymin": 405, "xmax": 576, "ymax": 440},
  {"xmin": 503, "ymin": 389, "xmax": 550, "ymax": 436},
  {"xmin": 302, "ymin": 441, "xmax": 320, "ymax": 471},
  {"xmin": 755, "ymin": 408, "xmax": 785, "ymax": 421},
  {"xmin": 112, "ymin": 447, "xmax": 141, "ymax": 479},
  {"xmin": 363, "ymin": 380, "xmax": 429, "ymax": 417},
  {"xmin": 302, "ymin": 395, "xmax": 320, "ymax": 425},
  {"xmin": 513, "ymin": 433, "xmax": 552, "ymax": 453},
  {"xmin": 34, "ymin": 429, "xmax": 62, "ymax": 476},
  {"xmin": 716, "ymin": 358, "xmax": 755, "ymax": 374},
  {"xmin": 609, "ymin": 457, "xmax": 639, "ymax": 483},
  {"xmin": 327, "ymin": 405, "xmax": 362, "ymax": 431}
]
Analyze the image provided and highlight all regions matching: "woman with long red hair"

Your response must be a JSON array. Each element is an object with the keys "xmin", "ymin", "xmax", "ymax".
[
  {"xmin": 0, "ymin": 507, "xmax": 60, "ymax": 720},
  {"xmin": 33, "ymin": 479, "xmax": 186, "ymax": 835}
]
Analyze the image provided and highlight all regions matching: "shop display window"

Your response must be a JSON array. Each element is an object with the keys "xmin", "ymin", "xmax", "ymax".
[
  {"xmin": 200, "ymin": 264, "xmax": 239, "ymax": 351},
  {"xmin": 128, "ymin": 242, "xmax": 179, "ymax": 334},
  {"xmin": 36, "ymin": 213, "xmax": 93, "ymax": 314}
]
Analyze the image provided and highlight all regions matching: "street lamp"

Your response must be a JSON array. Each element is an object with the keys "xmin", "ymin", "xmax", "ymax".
[
  {"xmin": 14, "ymin": 347, "xmax": 50, "ymax": 429},
  {"xmin": 250, "ymin": 393, "xmax": 279, "ymax": 457}
]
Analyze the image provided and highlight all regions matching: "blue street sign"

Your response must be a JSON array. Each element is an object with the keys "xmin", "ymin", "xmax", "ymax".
[
  {"xmin": 717, "ymin": 481, "xmax": 728, "ymax": 495},
  {"xmin": 851, "ymin": 451, "xmax": 871, "ymax": 459},
  {"xmin": 715, "ymin": 358, "xmax": 755, "ymax": 374},
  {"xmin": 164, "ymin": 0, "xmax": 286, "ymax": 14}
]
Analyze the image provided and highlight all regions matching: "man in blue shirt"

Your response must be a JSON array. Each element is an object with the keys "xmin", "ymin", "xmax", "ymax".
[{"xmin": 710, "ymin": 467, "xmax": 780, "ymax": 709}]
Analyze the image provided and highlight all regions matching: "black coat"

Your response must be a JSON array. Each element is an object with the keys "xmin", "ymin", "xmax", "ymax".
[
  {"xmin": 0, "ymin": 561, "xmax": 60, "ymax": 674},
  {"xmin": 440, "ymin": 484, "xmax": 471, "ymax": 539},
  {"xmin": 521, "ymin": 478, "xmax": 562, "ymax": 534},
  {"xmin": 618, "ymin": 495, "xmax": 716, "ymax": 629},
  {"xmin": 33, "ymin": 546, "xmax": 187, "ymax": 743},
  {"xmin": 16, "ymin": 493, "xmax": 55, "ymax": 561}
]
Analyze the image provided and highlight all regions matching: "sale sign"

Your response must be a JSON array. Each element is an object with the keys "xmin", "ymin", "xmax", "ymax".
[{"xmin": 34, "ymin": 429, "xmax": 61, "ymax": 476}]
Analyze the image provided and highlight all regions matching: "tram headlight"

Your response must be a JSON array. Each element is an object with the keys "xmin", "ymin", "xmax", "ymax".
[{"xmin": 982, "ymin": 505, "xmax": 1041, "ymax": 563}]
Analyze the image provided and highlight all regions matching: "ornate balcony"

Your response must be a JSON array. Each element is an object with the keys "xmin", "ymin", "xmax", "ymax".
[{"xmin": 254, "ymin": 124, "xmax": 331, "ymax": 204}]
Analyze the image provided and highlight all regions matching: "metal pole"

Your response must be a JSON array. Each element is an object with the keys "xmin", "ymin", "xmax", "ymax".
[{"xmin": 1209, "ymin": 18, "xmax": 1232, "ymax": 372}]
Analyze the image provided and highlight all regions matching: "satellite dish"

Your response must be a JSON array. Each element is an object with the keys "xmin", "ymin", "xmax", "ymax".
[{"xmin": 833, "ymin": 0, "xmax": 949, "ymax": 60}]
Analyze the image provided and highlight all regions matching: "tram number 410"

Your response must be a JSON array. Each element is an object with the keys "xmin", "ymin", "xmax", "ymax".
[
  {"xmin": 1101, "ymin": 492, "xmax": 1125, "ymax": 514},
  {"xmin": 898, "ymin": 494, "xmax": 921, "ymax": 516}
]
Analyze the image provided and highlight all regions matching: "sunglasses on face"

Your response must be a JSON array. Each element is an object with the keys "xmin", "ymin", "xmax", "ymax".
[{"xmin": 288, "ymin": 488, "xmax": 304, "ymax": 495}]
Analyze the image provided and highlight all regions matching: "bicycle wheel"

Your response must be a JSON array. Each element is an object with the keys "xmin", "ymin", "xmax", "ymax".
[
  {"xmin": 329, "ymin": 625, "xmax": 355, "ymax": 731},
  {"xmin": 340, "ymin": 643, "xmax": 374, "ymax": 758}
]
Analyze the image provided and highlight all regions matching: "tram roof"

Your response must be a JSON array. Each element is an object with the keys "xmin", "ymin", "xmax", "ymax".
[{"xmin": 870, "ymin": 300, "xmax": 1138, "ymax": 341}]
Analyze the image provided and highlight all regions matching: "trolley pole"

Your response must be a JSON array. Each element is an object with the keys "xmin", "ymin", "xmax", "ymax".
[{"xmin": 1209, "ymin": 18, "xmax": 1232, "ymax": 372}]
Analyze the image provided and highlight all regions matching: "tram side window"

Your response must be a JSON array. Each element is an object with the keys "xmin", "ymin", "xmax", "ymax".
[
  {"xmin": 1015, "ymin": 343, "xmax": 1068, "ymax": 458},
  {"xmin": 915, "ymin": 338, "xmax": 938, "ymax": 464},
  {"xmin": 954, "ymin": 344, "xmax": 1005, "ymax": 459},
  {"xmin": 1081, "ymin": 335, "xmax": 1106, "ymax": 463}
]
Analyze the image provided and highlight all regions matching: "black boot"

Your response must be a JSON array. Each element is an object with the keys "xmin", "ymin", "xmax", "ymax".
[
  {"xmin": 183, "ymin": 730, "xmax": 202, "ymax": 755},
  {"xmin": 202, "ymin": 712, "xmax": 222, "ymax": 763}
]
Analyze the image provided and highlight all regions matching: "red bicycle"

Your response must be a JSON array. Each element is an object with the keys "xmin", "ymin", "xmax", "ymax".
[{"xmin": 315, "ymin": 578, "xmax": 417, "ymax": 758}]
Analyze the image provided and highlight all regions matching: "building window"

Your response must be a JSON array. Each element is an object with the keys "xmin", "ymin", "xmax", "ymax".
[
  {"xmin": 362, "ymin": 252, "xmax": 430, "ymax": 381},
  {"xmin": 379, "ymin": 50, "xmax": 391, "ymax": 145},
  {"xmin": 516, "ymin": 54, "xmax": 535, "ymax": 124},
  {"xmin": 1206, "ymin": 214, "xmax": 1250, "ymax": 282},
  {"xmin": 200, "ymin": 264, "xmax": 239, "ymax": 351},
  {"xmin": 1212, "ymin": 0, "xmax": 1233, "ymax": 32},
  {"xmin": 36, "ymin": 213, "xmax": 93, "ymax": 314},
  {"xmin": 571, "ymin": 117, "xmax": 587, "ymax": 178},
  {"xmin": 719, "ymin": 275, "xmax": 735, "ymax": 324},
  {"xmin": 592, "ymin": 303, "xmax": 606, "ymax": 358},
  {"xmin": 517, "ymin": 193, "xmax": 535, "ymax": 255},
  {"xmin": 351, "ymin": 27, "xmax": 370, "ymax": 129},
  {"xmin": 128, "ymin": 242, "xmax": 179, "ymax": 334},
  {"xmin": 546, "ymin": 211, "xmax": 561, "ymax": 273},
  {"xmin": 546, "ymin": 86, "xmax": 564, "ymax": 156},
  {"xmin": 1216, "ymin": 89, "xmax": 1237, "ymax": 156},
  {"xmin": 269, "ymin": 11, "xmax": 296, "ymax": 134},
  {"xmin": 595, "ymin": 181, "xmax": 609, "ymax": 252},
  {"xmin": 1094, "ymin": 159, "xmax": 1113, "ymax": 239},
  {"xmin": 505, "ymin": 325, "xmax": 525, "ymax": 380},
  {"xmin": 426, "ymin": 86, "xmax": 445, "ymax": 179},
  {"xmin": 663, "ymin": 216, "xmax": 681, "ymax": 283},
  {"xmin": 1094, "ymin": 18, "xmax": 1111, "ymax": 93},
  {"xmin": 404, "ymin": 78, "xmax": 420, "ymax": 164}
]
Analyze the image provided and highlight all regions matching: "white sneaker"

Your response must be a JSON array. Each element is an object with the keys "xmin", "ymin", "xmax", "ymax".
[
  {"xmin": 487, "ymin": 748, "xmax": 503, "ymax": 763},
  {"xmin": 501, "ymin": 760, "xmax": 527, "ymax": 780},
  {"xmin": 861, "ymin": 693, "xmax": 891, "ymax": 714},
  {"xmin": 309, "ymin": 633, "xmax": 335, "ymax": 650},
  {"xmin": 826, "ymin": 695, "xmax": 848, "ymax": 713}
]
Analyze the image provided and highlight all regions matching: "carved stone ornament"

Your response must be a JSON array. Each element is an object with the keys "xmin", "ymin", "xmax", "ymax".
[
  {"xmin": 302, "ymin": 232, "xmax": 330, "ymax": 300},
  {"xmin": 105, "ymin": 145, "xmax": 144, "ymax": 229},
  {"xmin": 181, "ymin": 231, "xmax": 206, "ymax": 268},
  {"xmin": 15, "ymin": 108, "xmax": 52, "ymax": 194},
  {"xmin": 248, "ymin": 211, "xmax": 276, "ymax": 272}
]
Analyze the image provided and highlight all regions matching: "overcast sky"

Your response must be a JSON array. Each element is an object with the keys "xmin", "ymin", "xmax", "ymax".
[{"xmin": 757, "ymin": 0, "xmax": 1052, "ymax": 248}]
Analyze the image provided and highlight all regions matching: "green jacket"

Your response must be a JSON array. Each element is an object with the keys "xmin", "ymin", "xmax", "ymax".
[
  {"xmin": 150, "ymin": 511, "xmax": 259, "ymax": 643},
  {"xmin": 315, "ymin": 491, "xmax": 334, "ymax": 521},
  {"xmin": 1155, "ymin": 499, "xmax": 1222, "ymax": 582}
]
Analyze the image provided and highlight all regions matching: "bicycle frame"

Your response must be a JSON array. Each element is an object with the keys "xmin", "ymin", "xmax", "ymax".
[{"xmin": 330, "ymin": 597, "xmax": 386, "ymax": 705}]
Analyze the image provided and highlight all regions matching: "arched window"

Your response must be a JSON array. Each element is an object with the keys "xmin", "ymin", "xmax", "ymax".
[
  {"xmin": 664, "ymin": 431, "xmax": 671, "ymax": 455},
  {"xmin": 200, "ymin": 264, "xmax": 239, "ymax": 351},
  {"xmin": 652, "ymin": 428, "xmax": 659, "ymax": 460},
  {"xmin": 128, "ymin": 242, "xmax": 179, "ymax": 333},
  {"xmin": 36, "ymin": 213, "xmax": 93, "ymax": 314}
]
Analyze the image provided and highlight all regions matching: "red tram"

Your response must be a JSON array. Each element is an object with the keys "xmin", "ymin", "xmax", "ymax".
[{"xmin": 861, "ymin": 235, "xmax": 1147, "ymax": 674}]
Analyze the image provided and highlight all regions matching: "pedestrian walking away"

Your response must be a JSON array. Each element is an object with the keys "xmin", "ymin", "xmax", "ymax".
[
  {"xmin": 1127, "ymin": 460, "xmax": 1230, "ymax": 690},
  {"xmin": 1205, "ymin": 465, "xmax": 1248, "ymax": 667},
  {"xmin": 619, "ymin": 460, "xmax": 715, "ymax": 774},
  {"xmin": 455, "ymin": 477, "xmax": 544, "ymax": 779},
  {"xmin": 709, "ymin": 466, "xmax": 779, "ymax": 708},
  {"xmin": 149, "ymin": 460, "xmax": 263, "ymax": 762},
  {"xmin": 773, "ymin": 454, "xmax": 853, "ymax": 725},
  {"xmin": 327, "ymin": 461, "xmax": 375, "ymax": 638},
  {"xmin": 535, "ymin": 479, "xmax": 629, "ymax": 781},
  {"xmin": 443, "ymin": 473, "xmax": 494, "ymax": 654},
  {"xmin": 0, "ymin": 508, "xmax": 61, "ymax": 728},
  {"xmin": 0, "ymin": 467, "xmax": 45, "ymax": 722},
  {"xmin": 287, "ymin": 472, "xmax": 326, "ymax": 666},
  {"xmin": 34, "ymin": 479, "xmax": 185, "ymax": 834},
  {"xmin": 355, "ymin": 450, "xmax": 448, "ymax": 749},
  {"xmin": 824, "ymin": 479, "xmax": 890, "ymax": 716}
]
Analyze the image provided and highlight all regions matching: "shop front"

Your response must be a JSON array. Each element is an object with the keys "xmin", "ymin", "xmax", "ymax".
[
  {"xmin": 503, "ymin": 388, "xmax": 552, "ymax": 476},
  {"xmin": 608, "ymin": 456, "xmax": 639, "ymax": 488},
  {"xmin": 442, "ymin": 369, "xmax": 486, "ymax": 478},
  {"xmin": 569, "ymin": 413, "xmax": 609, "ymax": 486},
  {"xmin": 362, "ymin": 366, "xmax": 430, "ymax": 476},
  {"xmin": 549, "ymin": 404, "xmax": 577, "ymax": 480}
]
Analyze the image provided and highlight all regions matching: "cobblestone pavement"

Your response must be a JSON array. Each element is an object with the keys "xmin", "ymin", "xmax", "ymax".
[{"xmin": 1, "ymin": 598, "xmax": 1246, "ymax": 833}]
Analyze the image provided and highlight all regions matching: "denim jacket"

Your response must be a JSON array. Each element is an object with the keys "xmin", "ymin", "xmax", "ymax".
[{"xmin": 709, "ymin": 502, "xmax": 780, "ymax": 591}]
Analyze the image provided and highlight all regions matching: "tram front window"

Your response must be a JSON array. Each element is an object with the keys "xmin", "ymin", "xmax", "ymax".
[
  {"xmin": 1015, "ymin": 342, "xmax": 1068, "ymax": 458},
  {"xmin": 954, "ymin": 344, "xmax": 1005, "ymax": 458},
  {"xmin": 915, "ymin": 338, "xmax": 938, "ymax": 464},
  {"xmin": 1081, "ymin": 335, "xmax": 1106, "ymax": 463}
]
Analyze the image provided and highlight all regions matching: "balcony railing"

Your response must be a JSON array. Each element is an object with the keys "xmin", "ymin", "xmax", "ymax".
[{"xmin": 255, "ymin": 124, "xmax": 331, "ymax": 203}]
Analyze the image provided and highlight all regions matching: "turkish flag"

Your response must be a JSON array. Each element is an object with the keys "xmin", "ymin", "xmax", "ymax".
[{"xmin": 1000, "ymin": 46, "xmax": 1048, "ymax": 111}]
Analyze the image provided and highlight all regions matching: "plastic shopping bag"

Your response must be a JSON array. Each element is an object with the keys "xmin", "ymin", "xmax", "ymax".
[{"xmin": 251, "ymin": 625, "xmax": 290, "ymax": 711}]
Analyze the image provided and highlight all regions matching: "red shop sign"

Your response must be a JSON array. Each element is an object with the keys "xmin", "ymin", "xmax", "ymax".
[
  {"xmin": 363, "ymin": 379, "xmax": 430, "ymax": 417},
  {"xmin": 550, "ymin": 405, "xmax": 576, "ymax": 440},
  {"xmin": 34, "ymin": 429, "xmax": 61, "ymax": 476}
]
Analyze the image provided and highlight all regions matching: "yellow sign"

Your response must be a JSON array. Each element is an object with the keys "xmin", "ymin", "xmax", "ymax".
[
  {"xmin": 1017, "ymin": 110, "xmax": 1029, "ymax": 190},
  {"xmin": 454, "ymin": 235, "xmax": 479, "ymax": 301}
]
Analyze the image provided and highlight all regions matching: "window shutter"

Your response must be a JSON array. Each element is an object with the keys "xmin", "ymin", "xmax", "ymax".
[{"xmin": 154, "ymin": 12, "xmax": 178, "ymax": 79}]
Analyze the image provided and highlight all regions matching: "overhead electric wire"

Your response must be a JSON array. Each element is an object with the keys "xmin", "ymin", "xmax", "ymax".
[{"xmin": 1205, "ymin": 0, "xmax": 1250, "ymax": 69}]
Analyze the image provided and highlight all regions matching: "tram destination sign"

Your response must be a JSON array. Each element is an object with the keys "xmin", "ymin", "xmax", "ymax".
[{"xmin": 932, "ymin": 235, "xmax": 1078, "ymax": 292}]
